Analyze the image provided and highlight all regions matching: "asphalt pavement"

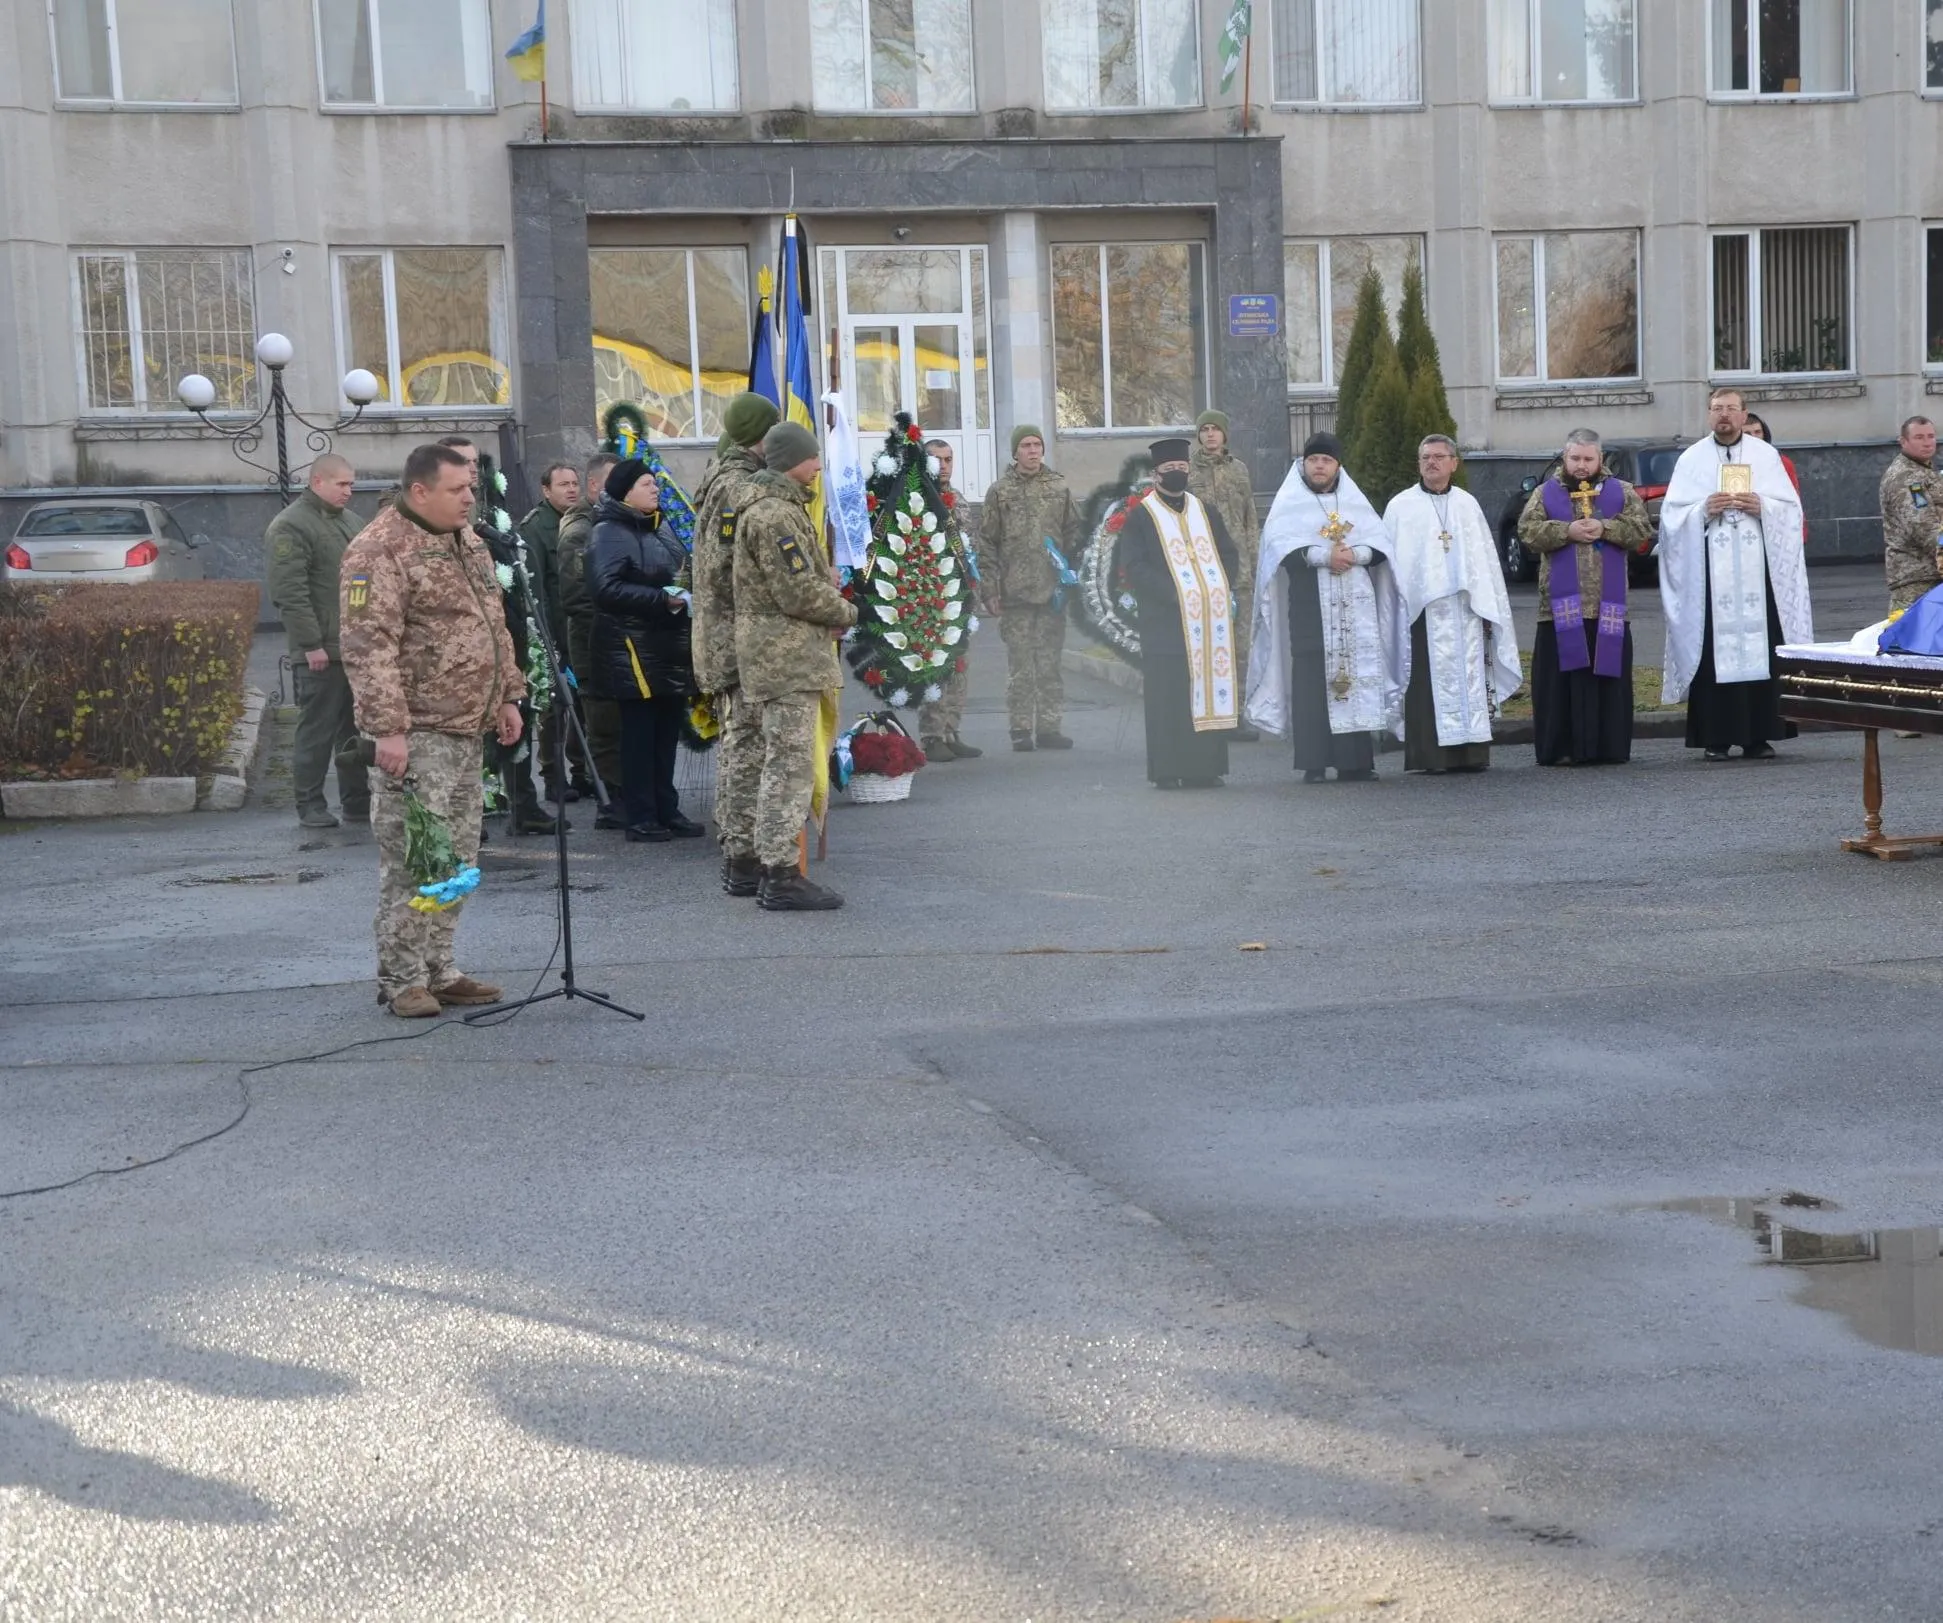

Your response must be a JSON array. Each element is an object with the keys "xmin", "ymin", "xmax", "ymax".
[{"xmin": 5, "ymin": 563, "xmax": 1942, "ymax": 1622}]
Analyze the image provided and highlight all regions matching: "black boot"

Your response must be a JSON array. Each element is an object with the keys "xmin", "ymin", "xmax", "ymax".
[
  {"xmin": 945, "ymin": 732, "xmax": 982, "ymax": 759},
  {"xmin": 722, "ymin": 851, "xmax": 763, "ymax": 897},
  {"xmin": 1035, "ymin": 729, "xmax": 1074, "ymax": 750},
  {"xmin": 757, "ymin": 864, "xmax": 844, "ymax": 911}
]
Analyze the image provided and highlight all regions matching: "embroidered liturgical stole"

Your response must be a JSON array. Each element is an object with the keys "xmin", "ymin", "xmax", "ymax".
[
  {"xmin": 1139, "ymin": 491, "xmax": 1238, "ymax": 732},
  {"xmin": 1540, "ymin": 476, "xmax": 1628, "ymax": 678}
]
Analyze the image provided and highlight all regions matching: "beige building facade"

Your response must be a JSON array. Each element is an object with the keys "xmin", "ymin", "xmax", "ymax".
[{"xmin": 3, "ymin": 0, "xmax": 1940, "ymax": 558}]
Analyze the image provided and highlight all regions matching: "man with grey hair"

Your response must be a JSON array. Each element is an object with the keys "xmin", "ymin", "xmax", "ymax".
[
  {"xmin": 267, "ymin": 452, "xmax": 368, "ymax": 828},
  {"xmin": 1382, "ymin": 435, "xmax": 1521, "ymax": 773},
  {"xmin": 1515, "ymin": 429, "xmax": 1653, "ymax": 765}
]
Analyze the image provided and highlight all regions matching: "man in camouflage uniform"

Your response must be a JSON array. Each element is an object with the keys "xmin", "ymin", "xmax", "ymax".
[
  {"xmin": 556, "ymin": 451, "xmax": 623, "ymax": 821},
  {"xmin": 339, "ymin": 442, "xmax": 526, "ymax": 1018},
  {"xmin": 266, "ymin": 453, "xmax": 368, "ymax": 828},
  {"xmin": 517, "ymin": 461, "xmax": 584, "ymax": 804},
  {"xmin": 691, "ymin": 392, "xmax": 780, "ymax": 895},
  {"xmin": 917, "ymin": 438, "xmax": 984, "ymax": 763},
  {"xmin": 978, "ymin": 425, "xmax": 1081, "ymax": 751},
  {"xmin": 1881, "ymin": 415, "xmax": 1943, "ymax": 615},
  {"xmin": 732, "ymin": 421, "xmax": 859, "ymax": 911},
  {"xmin": 1188, "ymin": 409, "xmax": 1262, "ymax": 742}
]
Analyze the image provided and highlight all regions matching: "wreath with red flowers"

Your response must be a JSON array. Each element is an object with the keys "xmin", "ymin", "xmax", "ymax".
[
  {"xmin": 1075, "ymin": 453, "xmax": 1158, "ymax": 666},
  {"xmin": 844, "ymin": 412, "xmax": 976, "ymax": 707}
]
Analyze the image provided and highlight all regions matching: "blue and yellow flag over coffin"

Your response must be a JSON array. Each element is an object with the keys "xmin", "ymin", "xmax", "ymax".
[{"xmin": 505, "ymin": 0, "xmax": 546, "ymax": 81}]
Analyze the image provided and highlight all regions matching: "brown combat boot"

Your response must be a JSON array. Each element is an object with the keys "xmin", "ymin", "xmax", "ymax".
[
  {"xmin": 388, "ymin": 986, "xmax": 441, "ymax": 1019},
  {"xmin": 721, "ymin": 851, "xmax": 763, "ymax": 897},
  {"xmin": 757, "ymin": 865, "xmax": 845, "ymax": 912},
  {"xmin": 431, "ymin": 974, "xmax": 502, "ymax": 1006}
]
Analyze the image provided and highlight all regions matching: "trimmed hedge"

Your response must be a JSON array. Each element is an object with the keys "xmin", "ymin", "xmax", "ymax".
[{"xmin": 0, "ymin": 582, "xmax": 257, "ymax": 779}]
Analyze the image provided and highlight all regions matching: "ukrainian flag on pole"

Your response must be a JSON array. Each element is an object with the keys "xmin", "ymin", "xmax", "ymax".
[{"xmin": 505, "ymin": 0, "xmax": 546, "ymax": 80}]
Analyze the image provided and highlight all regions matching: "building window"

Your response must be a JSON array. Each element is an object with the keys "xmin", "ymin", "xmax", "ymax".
[
  {"xmin": 1488, "ymin": 0, "xmax": 1635, "ymax": 101},
  {"xmin": 51, "ymin": 0, "xmax": 237, "ymax": 105},
  {"xmin": 1495, "ymin": 231, "xmax": 1640, "ymax": 384},
  {"xmin": 590, "ymin": 249, "xmax": 751, "ymax": 441},
  {"xmin": 811, "ymin": 0, "xmax": 975, "ymax": 109},
  {"xmin": 1711, "ymin": 227, "xmax": 1851, "ymax": 375},
  {"xmin": 1928, "ymin": 0, "xmax": 1943, "ymax": 90},
  {"xmin": 1051, "ymin": 243, "xmax": 1207, "ymax": 428},
  {"xmin": 1043, "ymin": 0, "xmax": 1201, "ymax": 109},
  {"xmin": 572, "ymin": 0, "xmax": 739, "ymax": 110},
  {"xmin": 1928, "ymin": 227, "xmax": 1943, "ymax": 367},
  {"xmin": 332, "ymin": 249, "xmax": 509, "ymax": 410},
  {"xmin": 316, "ymin": 0, "xmax": 494, "ymax": 109},
  {"xmin": 1282, "ymin": 236, "xmax": 1423, "ymax": 390},
  {"xmin": 74, "ymin": 249, "xmax": 256, "ymax": 412},
  {"xmin": 1271, "ymin": 0, "xmax": 1418, "ymax": 104},
  {"xmin": 1710, "ymin": 0, "xmax": 1850, "ymax": 97}
]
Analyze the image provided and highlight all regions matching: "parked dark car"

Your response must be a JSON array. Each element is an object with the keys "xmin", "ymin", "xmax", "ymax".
[{"xmin": 1496, "ymin": 440, "xmax": 1687, "ymax": 585}]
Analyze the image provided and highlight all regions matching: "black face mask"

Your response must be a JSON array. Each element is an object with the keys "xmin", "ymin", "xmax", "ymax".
[{"xmin": 1157, "ymin": 469, "xmax": 1189, "ymax": 495}]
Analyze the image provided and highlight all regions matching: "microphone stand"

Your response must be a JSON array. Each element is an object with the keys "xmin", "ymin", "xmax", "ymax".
[{"xmin": 468, "ymin": 541, "xmax": 643, "ymax": 1025}]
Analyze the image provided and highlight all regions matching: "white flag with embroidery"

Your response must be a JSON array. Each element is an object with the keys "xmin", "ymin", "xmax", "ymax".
[
  {"xmin": 1217, "ymin": 0, "xmax": 1251, "ymax": 92},
  {"xmin": 821, "ymin": 390, "xmax": 871, "ymax": 572}
]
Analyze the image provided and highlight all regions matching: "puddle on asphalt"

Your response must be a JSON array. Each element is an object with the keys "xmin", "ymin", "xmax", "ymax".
[
  {"xmin": 1652, "ymin": 1196, "xmax": 1943, "ymax": 1358},
  {"xmin": 173, "ymin": 868, "xmax": 326, "ymax": 886}
]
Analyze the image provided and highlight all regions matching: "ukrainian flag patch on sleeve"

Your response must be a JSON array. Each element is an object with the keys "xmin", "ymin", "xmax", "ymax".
[{"xmin": 347, "ymin": 573, "xmax": 370, "ymax": 611}]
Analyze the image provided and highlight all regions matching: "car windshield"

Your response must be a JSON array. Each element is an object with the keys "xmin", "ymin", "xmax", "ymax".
[
  {"xmin": 20, "ymin": 506, "xmax": 153, "ymax": 538},
  {"xmin": 1635, "ymin": 449, "xmax": 1683, "ymax": 488}
]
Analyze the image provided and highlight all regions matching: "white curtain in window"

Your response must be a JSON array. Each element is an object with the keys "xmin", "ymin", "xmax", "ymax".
[
  {"xmin": 1710, "ymin": 0, "xmax": 1742, "ymax": 90},
  {"xmin": 1044, "ymin": 0, "xmax": 1103, "ymax": 105},
  {"xmin": 1283, "ymin": 243, "xmax": 1324, "ymax": 385},
  {"xmin": 1322, "ymin": 0, "xmax": 1416, "ymax": 102},
  {"xmin": 374, "ymin": 0, "xmax": 491, "ymax": 108},
  {"xmin": 1139, "ymin": 0, "xmax": 1201, "ymax": 105},
  {"xmin": 810, "ymin": 0, "xmax": 869, "ymax": 107},
  {"xmin": 1489, "ymin": 0, "xmax": 1531, "ymax": 98},
  {"xmin": 1797, "ymin": 0, "xmax": 1849, "ymax": 93},
  {"xmin": 575, "ymin": 0, "xmax": 738, "ymax": 110},
  {"xmin": 116, "ymin": 0, "xmax": 237, "ymax": 103}
]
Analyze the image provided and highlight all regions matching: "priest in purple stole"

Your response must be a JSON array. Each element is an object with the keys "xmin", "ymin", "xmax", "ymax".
[{"xmin": 1515, "ymin": 429, "xmax": 1653, "ymax": 766}]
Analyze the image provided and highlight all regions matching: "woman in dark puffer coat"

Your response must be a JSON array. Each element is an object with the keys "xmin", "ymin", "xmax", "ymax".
[{"xmin": 588, "ymin": 458, "xmax": 705, "ymax": 842}]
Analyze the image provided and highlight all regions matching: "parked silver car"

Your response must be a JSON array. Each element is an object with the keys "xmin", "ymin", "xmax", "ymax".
[{"xmin": 4, "ymin": 499, "xmax": 207, "ymax": 584}]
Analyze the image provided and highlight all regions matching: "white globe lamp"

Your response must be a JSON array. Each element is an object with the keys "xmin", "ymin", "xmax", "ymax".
[
  {"xmin": 176, "ymin": 373, "xmax": 218, "ymax": 412},
  {"xmin": 254, "ymin": 332, "xmax": 295, "ymax": 370}
]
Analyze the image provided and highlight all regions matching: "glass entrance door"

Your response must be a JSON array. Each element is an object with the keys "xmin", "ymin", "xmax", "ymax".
[{"xmin": 820, "ymin": 245, "xmax": 994, "ymax": 498}]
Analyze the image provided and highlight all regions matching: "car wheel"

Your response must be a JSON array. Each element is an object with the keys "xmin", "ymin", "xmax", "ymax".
[{"xmin": 1504, "ymin": 531, "xmax": 1537, "ymax": 583}]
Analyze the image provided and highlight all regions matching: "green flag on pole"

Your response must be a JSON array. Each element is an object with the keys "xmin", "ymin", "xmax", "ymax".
[{"xmin": 1217, "ymin": 0, "xmax": 1251, "ymax": 92}]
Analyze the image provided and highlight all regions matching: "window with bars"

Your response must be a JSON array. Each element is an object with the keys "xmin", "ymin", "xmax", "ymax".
[
  {"xmin": 1711, "ymin": 227, "xmax": 1851, "ymax": 375},
  {"xmin": 332, "ymin": 249, "xmax": 509, "ymax": 410},
  {"xmin": 1710, "ymin": 0, "xmax": 1850, "ymax": 96},
  {"xmin": 51, "ymin": 0, "xmax": 237, "ymax": 105},
  {"xmin": 1489, "ymin": 0, "xmax": 1635, "ymax": 101},
  {"xmin": 316, "ymin": 0, "xmax": 494, "ymax": 108},
  {"xmin": 74, "ymin": 249, "xmax": 256, "ymax": 412},
  {"xmin": 1282, "ymin": 237, "xmax": 1424, "ymax": 390},
  {"xmin": 1495, "ymin": 231, "xmax": 1640, "ymax": 383},
  {"xmin": 1051, "ymin": 243, "xmax": 1207, "ymax": 429},
  {"xmin": 1043, "ymin": 0, "xmax": 1201, "ymax": 109},
  {"xmin": 589, "ymin": 249, "xmax": 752, "ymax": 441},
  {"xmin": 810, "ymin": 0, "xmax": 975, "ymax": 109},
  {"xmin": 572, "ymin": 0, "xmax": 740, "ymax": 110},
  {"xmin": 1270, "ymin": 0, "xmax": 1418, "ymax": 104}
]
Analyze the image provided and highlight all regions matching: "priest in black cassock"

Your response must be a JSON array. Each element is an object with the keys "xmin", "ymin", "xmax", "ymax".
[{"xmin": 1119, "ymin": 437, "xmax": 1241, "ymax": 788}]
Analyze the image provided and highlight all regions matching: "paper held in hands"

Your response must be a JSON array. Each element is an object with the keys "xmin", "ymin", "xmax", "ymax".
[{"xmin": 1718, "ymin": 463, "xmax": 1755, "ymax": 495}]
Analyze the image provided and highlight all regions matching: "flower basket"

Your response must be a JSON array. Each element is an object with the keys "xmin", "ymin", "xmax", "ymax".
[
  {"xmin": 845, "ymin": 770, "xmax": 915, "ymax": 804},
  {"xmin": 832, "ymin": 710, "xmax": 926, "ymax": 804}
]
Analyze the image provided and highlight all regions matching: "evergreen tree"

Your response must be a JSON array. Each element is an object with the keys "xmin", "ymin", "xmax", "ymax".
[
  {"xmin": 1396, "ymin": 263, "xmax": 1468, "ymax": 491},
  {"xmin": 1349, "ymin": 345, "xmax": 1413, "ymax": 511},
  {"xmin": 1333, "ymin": 267, "xmax": 1393, "ymax": 456},
  {"xmin": 1402, "ymin": 357, "xmax": 1469, "ymax": 492}
]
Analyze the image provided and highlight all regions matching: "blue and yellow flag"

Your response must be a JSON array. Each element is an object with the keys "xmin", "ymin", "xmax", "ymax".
[
  {"xmin": 505, "ymin": 0, "xmax": 546, "ymax": 82},
  {"xmin": 748, "ymin": 265, "xmax": 779, "ymax": 407}
]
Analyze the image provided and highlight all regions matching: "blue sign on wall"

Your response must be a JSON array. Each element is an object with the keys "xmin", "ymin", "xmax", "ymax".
[{"xmin": 1228, "ymin": 294, "xmax": 1280, "ymax": 338}]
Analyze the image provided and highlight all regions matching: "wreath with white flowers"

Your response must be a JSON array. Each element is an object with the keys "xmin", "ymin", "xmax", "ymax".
[{"xmin": 843, "ymin": 412, "xmax": 977, "ymax": 708}]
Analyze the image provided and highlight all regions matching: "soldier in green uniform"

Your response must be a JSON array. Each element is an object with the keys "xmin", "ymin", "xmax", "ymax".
[
  {"xmin": 978, "ymin": 425, "xmax": 1081, "ymax": 752},
  {"xmin": 267, "ymin": 454, "xmax": 368, "ymax": 829},
  {"xmin": 732, "ymin": 422, "xmax": 859, "ymax": 912},
  {"xmin": 339, "ymin": 442, "xmax": 526, "ymax": 1018},
  {"xmin": 517, "ymin": 461, "xmax": 584, "ymax": 804},
  {"xmin": 557, "ymin": 451, "xmax": 623, "ymax": 822},
  {"xmin": 917, "ymin": 438, "xmax": 984, "ymax": 763},
  {"xmin": 692, "ymin": 392, "xmax": 781, "ymax": 896},
  {"xmin": 1881, "ymin": 416, "xmax": 1943, "ymax": 616},
  {"xmin": 1188, "ymin": 410, "xmax": 1262, "ymax": 741}
]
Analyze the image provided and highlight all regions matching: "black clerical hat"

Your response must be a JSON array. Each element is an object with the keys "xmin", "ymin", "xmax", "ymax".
[{"xmin": 1149, "ymin": 437, "xmax": 1191, "ymax": 466}]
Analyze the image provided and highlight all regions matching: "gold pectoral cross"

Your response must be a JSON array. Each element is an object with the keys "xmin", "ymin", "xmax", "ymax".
[
  {"xmin": 1319, "ymin": 511, "xmax": 1354, "ymax": 545},
  {"xmin": 1570, "ymin": 479, "xmax": 1600, "ymax": 521}
]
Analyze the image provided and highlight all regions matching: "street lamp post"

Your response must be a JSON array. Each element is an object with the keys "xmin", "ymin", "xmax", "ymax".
[{"xmin": 177, "ymin": 334, "xmax": 380, "ymax": 503}]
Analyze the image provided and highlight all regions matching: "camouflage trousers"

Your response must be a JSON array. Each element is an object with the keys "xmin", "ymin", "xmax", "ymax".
[
  {"xmin": 752, "ymin": 692, "xmax": 822, "ymax": 869},
  {"xmin": 918, "ymin": 654, "xmax": 969, "ymax": 739},
  {"xmin": 372, "ymin": 729, "xmax": 485, "ymax": 999},
  {"xmin": 1229, "ymin": 552, "xmax": 1258, "ymax": 691},
  {"xmin": 714, "ymin": 686, "xmax": 763, "ymax": 859},
  {"xmin": 1000, "ymin": 604, "xmax": 1065, "ymax": 733}
]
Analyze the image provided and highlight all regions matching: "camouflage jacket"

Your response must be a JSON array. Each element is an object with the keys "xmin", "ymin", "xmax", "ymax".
[
  {"xmin": 1515, "ymin": 479, "xmax": 1653, "ymax": 623},
  {"xmin": 1188, "ymin": 448, "xmax": 1260, "ymax": 568},
  {"xmin": 1880, "ymin": 452, "xmax": 1943, "ymax": 603},
  {"xmin": 690, "ymin": 443, "xmax": 767, "ymax": 693},
  {"xmin": 976, "ymin": 463, "xmax": 1081, "ymax": 607},
  {"xmin": 731, "ymin": 471, "xmax": 858, "ymax": 702},
  {"xmin": 339, "ymin": 502, "xmax": 525, "ymax": 739},
  {"xmin": 266, "ymin": 489, "xmax": 361, "ymax": 659}
]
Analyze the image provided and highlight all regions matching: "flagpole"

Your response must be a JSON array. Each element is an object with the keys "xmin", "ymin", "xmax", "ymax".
[
  {"xmin": 540, "ymin": 69, "xmax": 549, "ymax": 141},
  {"xmin": 1241, "ymin": 26, "xmax": 1253, "ymax": 135}
]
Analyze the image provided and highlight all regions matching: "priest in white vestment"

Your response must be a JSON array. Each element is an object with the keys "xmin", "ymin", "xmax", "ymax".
[
  {"xmin": 1384, "ymin": 436, "xmax": 1523, "ymax": 774},
  {"xmin": 1246, "ymin": 431, "xmax": 1404, "ymax": 782},
  {"xmin": 1659, "ymin": 387, "xmax": 1812, "ymax": 760}
]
